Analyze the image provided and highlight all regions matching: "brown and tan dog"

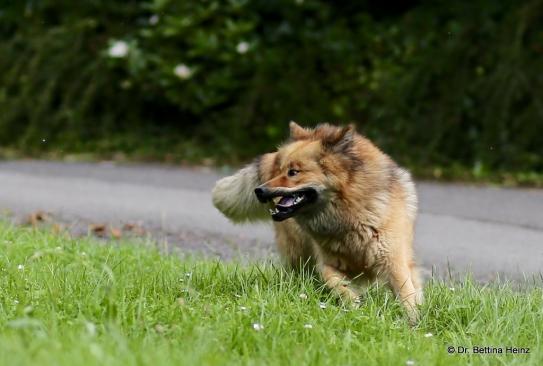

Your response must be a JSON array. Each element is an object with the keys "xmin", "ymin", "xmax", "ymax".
[{"xmin": 212, "ymin": 122, "xmax": 423, "ymax": 323}]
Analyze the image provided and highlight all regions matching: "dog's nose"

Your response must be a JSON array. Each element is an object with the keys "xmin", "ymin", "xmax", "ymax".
[{"xmin": 254, "ymin": 187, "xmax": 268, "ymax": 203}]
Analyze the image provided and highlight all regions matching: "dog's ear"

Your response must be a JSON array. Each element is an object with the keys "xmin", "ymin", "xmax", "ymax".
[
  {"xmin": 289, "ymin": 121, "xmax": 311, "ymax": 140},
  {"xmin": 322, "ymin": 124, "xmax": 356, "ymax": 153}
]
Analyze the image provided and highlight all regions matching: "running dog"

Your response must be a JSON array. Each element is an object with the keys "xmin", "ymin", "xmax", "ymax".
[{"xmin": 212, "ymin": 122, "xmax": 423, "ymax": 323}]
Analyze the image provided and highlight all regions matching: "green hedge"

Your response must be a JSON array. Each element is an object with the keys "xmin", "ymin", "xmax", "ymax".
[{"xmin": 1, "ymin": 0, "xmax": 542, "ymax": 175}]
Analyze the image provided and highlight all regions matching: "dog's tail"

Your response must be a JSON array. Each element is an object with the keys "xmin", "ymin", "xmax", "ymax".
[{"xmin": 212, "ymin": 156, "xmax": 271, "ymax": 223}]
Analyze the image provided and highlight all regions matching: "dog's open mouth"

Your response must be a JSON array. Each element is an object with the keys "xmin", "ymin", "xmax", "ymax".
[{"xmin": 265, "ymin": 188, "xmax": 318, "ymax": 221}]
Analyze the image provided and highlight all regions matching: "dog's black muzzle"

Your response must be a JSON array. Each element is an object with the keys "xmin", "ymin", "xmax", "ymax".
[
  {"xmin": 254, "ymin": 186, "xmax": 274, "ymax": 203},
  {"xmin": 254, "ymin": 185, "xmax": 320, "ymax": 221}
]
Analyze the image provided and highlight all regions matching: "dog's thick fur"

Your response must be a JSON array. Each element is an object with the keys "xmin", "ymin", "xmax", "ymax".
[{"xmin": 212, "ymin": 122, "xmax": 423, "ymax": 322}]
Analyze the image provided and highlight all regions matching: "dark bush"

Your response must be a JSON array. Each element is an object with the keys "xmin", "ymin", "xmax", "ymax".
[{"xmin": 0, "ymin": 0, "xmax": 542, "ymax": 176}]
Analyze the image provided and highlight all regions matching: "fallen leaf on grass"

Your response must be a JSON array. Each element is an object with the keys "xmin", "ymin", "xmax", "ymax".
[
  {"xmin": 27, "ymin": 211, "xmax": 52, "ymax": 226},
  {"xmin": 110, "ymin": 227, "xmax": 122, "ymax": 239},
  {"xmin": 122, "ymin": 223, "xmax": 146, "ymax": 236},
  {"xmin": 89, "ymin": 224, "xmax": 107, "ymax": 237}
]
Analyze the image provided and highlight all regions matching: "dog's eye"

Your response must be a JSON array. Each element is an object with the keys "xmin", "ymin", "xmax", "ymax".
[{"xmin": 287, "ymin": 169, "xmax": 299, "ymax": 177}]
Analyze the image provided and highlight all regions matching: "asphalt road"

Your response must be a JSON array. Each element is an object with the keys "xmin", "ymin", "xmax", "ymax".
[{"xmin": 1, "ymin": 160, "xmax": 542, "ymax": 281}]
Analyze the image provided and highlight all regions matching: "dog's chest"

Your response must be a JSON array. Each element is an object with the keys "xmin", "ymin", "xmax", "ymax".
[{"xmin": 315, "ymin": 226, "xmax": 387, "ymax": 272}]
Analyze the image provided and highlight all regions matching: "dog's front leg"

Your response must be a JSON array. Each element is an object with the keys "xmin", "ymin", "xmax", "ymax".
[
  {"xmin": 318, "ymin": 262, "xmax": 359, "ymax": 304},
  {"xmin": 387, "ymin": 261, "xmax": 421, "ymax": 325}
]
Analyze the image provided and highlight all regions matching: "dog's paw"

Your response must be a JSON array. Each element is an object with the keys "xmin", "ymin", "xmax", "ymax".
[
  {"xmin": 407, "ymin": 308, "xmax": 421, "ymax": 326},
  {"xmin": 336, "ymin": 285, "xmax": 361, "ymax": 307},
  {"xmin": 351, "ymin": 296, "xmax": 363, "ymax": 309}
]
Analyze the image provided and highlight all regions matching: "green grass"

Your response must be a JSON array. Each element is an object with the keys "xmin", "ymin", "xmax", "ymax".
[{"xmin": 0, "ymin": 225, "xmax": 542, "ymax": 366}]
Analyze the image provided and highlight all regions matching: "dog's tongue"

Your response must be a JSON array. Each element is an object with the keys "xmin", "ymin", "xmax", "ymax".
[{"xmin": 278, "ymin": 196, "xmax": 295, "ymax": 207}]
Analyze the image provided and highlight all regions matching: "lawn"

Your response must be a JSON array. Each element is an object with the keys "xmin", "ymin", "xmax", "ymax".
[{"xmin": 0, "ymin": 224, "xmax": 541, "ymax": 365}]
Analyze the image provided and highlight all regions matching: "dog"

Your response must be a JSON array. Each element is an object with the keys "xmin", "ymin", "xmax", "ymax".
[{"xmin": 212, "ymin": 122, "xmax": 423, "ymax": 323}]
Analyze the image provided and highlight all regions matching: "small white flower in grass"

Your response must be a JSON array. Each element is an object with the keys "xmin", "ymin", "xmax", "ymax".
[
  {"xmin": 299, "ymin": 293, "xmax": 308, "ymax": 300},
  {"xmin": 236, "ymin": 41, "xmax": 249, "ymax": 54},
  {"xmin": 424, "ymin": 332, "xmax": 433, "ymax": 338},
  {"xmin": 234, "ymin": 294, "xmax": 242, "ymax": 298},
  {"xmin": 17, "ymin": 264, "xmax": 24, "ymax": 271},
  {"xmin": 81, "ymin": 252, "xmax": 87, "ymax": 256},
  {"xmin": 449, "ymin": 287, "xmax": 455, "ymax": 292},
  {"xmin": 23, "ymin": 305, "xmax": 34, "ymax": 315},
  {"xmin": 319, "ymin": 302, "xmax": 327, "ymax": 309},
  {"xmin": 155, "ymin": 324, "xmax": 166, "ymax": 333},
  {"xmin": 42, "ymin": 138, "xmax": 46, "ymax": 143},
  {"xmin": 303, "ymin": 324, "xmax": 313, "ymax": 329},
  {"xmin": 14, "ymin": 300, "xmax": 19, "ymax": 304},
  {"xmin": 185, "ymin": 272, "xmax": 192, "ymax": 278},
  {"xmin": 174, "ymin": 64, "xmax": 192, "ymax": 80},
  {"xmin": 149, "ymin": 14, "xmax": 159, "ymax": 25},
  {"xmin": 108, "ymin": 40, "xmax": 129, "ymax": 58},
  {"xmin": 252, "ymin": 323, "xmax": 264, "ymax": 331},
  {"xmin": 85, "ymin": 321, "xmax": 97, "ymax": 336},
  {"xmin": 240, "ymin": 306, "xmax": 247, "ymax": 311},
  {"xmin": 406, "ymin": 360, "xmax": 416, "ymax": 366}
]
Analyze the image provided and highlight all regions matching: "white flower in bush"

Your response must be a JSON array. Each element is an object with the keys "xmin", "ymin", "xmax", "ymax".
[
  {"xmin": 236, "ymin": 41, "xmax": 249, "ymax": 54},
  {"xmin": 108, "ymin": 41, "xmax": 129, "ymax": 58},
  {"xmin": 174, "ymin": 64, "xmax": 192, "ymax": 80},
  {"xmin": 149, "ymin": 14, "xmax": 159, "ymax": 25}
]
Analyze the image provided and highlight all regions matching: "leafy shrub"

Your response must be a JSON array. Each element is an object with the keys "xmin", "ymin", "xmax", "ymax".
[{"xmin": 0, "ymin": 0, "xmax": 542, "ymax": 174}]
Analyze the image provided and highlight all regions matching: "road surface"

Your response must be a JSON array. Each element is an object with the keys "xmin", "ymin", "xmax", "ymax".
[{"xmin": 1, "ymin": 160, "xmax": 542, "ymax": 281}]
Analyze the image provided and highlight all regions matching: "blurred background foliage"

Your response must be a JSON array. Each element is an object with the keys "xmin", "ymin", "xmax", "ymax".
[{"xmin": 1, "ymin": 0, "xmax": 542, "ymax": 183}]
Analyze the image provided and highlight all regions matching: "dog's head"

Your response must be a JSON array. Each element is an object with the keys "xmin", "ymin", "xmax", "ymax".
[{"xmin": 255, "ymin": 122, "xmax": 362, "ymax": 222}]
